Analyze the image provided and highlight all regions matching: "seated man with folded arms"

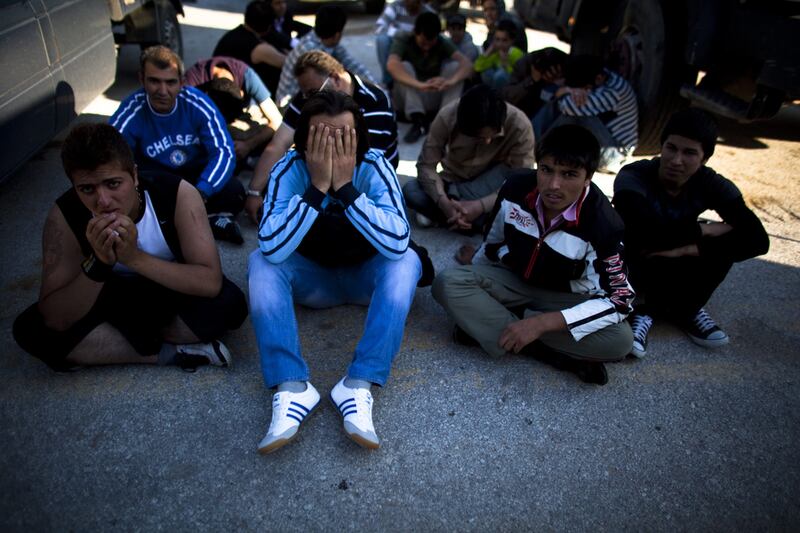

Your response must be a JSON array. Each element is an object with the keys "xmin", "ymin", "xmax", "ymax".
[
  {"xmin": 13, "ymin": 124, "xmax": 248, "ymax": 372},
  {"xmin": 249, "ymin": 91, "xmax": 421, "ymax": 453},
  {"xmin": 245, "ymin": 51, "xmax": 399, "ymax": 224},
  {"xmin": 404, "ymin": 84, "xmax": 535, "ymax": 233},
  {"xmin": 387, "ymin": 12, "xmax": 474, "ymax": 143},
  {"xmin": 613, "ymin": 109, "xmax": 769, "ymax": 358},
  {"xmin": 433, "ymin": 125, "xmax": 634, "ymax": 385}
]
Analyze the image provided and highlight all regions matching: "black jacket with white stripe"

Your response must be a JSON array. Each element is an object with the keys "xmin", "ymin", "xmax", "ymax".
[{"xmin": 483, "ymin": 169, "xmax": 635, "ymax": 341}]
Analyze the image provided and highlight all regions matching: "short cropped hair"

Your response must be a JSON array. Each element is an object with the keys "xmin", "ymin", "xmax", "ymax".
[
  {"xmin": 456, "ymin": 84, "xmax": 507, "ymax": 136},
  {"xmin": 140, "ymin": 45, "xmax": 184, "ymax": 77},
  {"xmin": 293, "ymin": 50, "xmax": 346, "ymax": 79},
  {"xmin": 661, "ymin": 108, "xmax": 718, "ymax": 159},
  {"xmin": 535, "ymin": 124, "xmax": 600, "ymax": 176},
  {"xmin": 314, "ymin": 5, "xmax": 347, "ymax": 39},
  {"xmin": 198, "ymin": 78, "xmax": 245, "ymax": 123},
  {"xmin": 531, "ymin": 47, "xmax": 568, "ymax": 72},
  {"xmin": 244, "ymin": 0, "xmax": 275, "ymax": 34},
  {"xmin": 495, "ymin": 19, "xmax": 517, "ymax": 40},
  {"xmin": 61, "ymin": 123, "xmax": 136, "ymax": 180},
  {"xmin": 293, "ymin": 90, "xmax": 370, "ymax": 164},
  {"xmin": 414, "ymin": 12, "xmax": 442, "ymax": 39},
  {"xmin": 564, "ymin": 54, "xmax": 604, "ymax": 88},
  {"xmin": 446, "ymin": 13, "xmax": 466, "ymax": 28}
]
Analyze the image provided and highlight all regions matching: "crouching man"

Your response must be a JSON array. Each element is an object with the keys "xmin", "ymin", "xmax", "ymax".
[
  {"xmin": 248, "ymin": 91, "xmax": 422, "ymax": 453},
  {"xmin": 13, "ymin": 124, "xmax": 248, "ymax": 371},
  {"xmin": 433, "ymin": 125, "xmax": 634, "ymax": 385}
]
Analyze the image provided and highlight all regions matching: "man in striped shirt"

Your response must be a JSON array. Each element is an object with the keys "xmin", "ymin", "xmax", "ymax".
[
  {"xmin": 246, "ymin": 51, "xmax": 398, "ymax": 223},
  {"xmin": 275, "ymin": 5, "xmax": 377, "ymax": 108},
  {"xmin": 249, "ymin": 91, "xmax": 421, "ymax": 453},
  {"xmin": 534, "ymin": 55, "xmax": 638, "ymax": 171},
  {"xmin": 109, "ymin": 46, "xmax": 243, "ymax": 244}
]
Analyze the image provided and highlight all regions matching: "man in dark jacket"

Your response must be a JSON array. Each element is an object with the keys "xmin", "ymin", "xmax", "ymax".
[
  {"xmin": 613, "ymin": 109, "xmax": 769, "ymax": 358},
  {"xmin": 433, "ymin": 125, "xmax": 635, "ymax": 385}
]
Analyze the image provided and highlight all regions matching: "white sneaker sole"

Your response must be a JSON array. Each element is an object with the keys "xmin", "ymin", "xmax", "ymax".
[{"xmin": 687, "ymin": 332, "xmax": 730, "ymax": 349}]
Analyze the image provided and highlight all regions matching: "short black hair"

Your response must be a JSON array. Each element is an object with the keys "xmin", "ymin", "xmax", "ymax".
[
  {"xmin": 293, "ymin": 90, "xmax": 370, "ymax": 164},
  {"xmin": 414, "ymin": 12, "xmax": 442, "ymax": 39},
  {"xmin": 314, "ymin": 5, "xmax": 347, "ymax": 39},
  {"xmin": 446, "ymin": 13, "xmax": 466, "ymax": 28},
  {"xmin": 61, "ymin": 123, "xmax": 136, "ymax": 180},
  {"xmin": 535, "ymin": 124, "xmax": 600, "ymax": 176},
  {"xmin": 244, "ymin": 0, "xmax": 275, "ymax": 35},
  {"xmin": 456, "ymin": 84, "xmax": 507, "ymax": 136},
  {"xmin": 531, "ymin": 47, "xmax": 568, "ymax": 72},
  {"xmin": 198, "ymin": 78, "xmax": 245, "ymax": 124},
  {"xmin": 661, "ymin": 108, "xmax": 718, "ymax": 159},
  {"xmin": 564, "ymin": 54, "xmax": 604, "ymax": 88},
  {"xmin": 495, "ymin": 19, "xmax": 516, "ymax": 40}
]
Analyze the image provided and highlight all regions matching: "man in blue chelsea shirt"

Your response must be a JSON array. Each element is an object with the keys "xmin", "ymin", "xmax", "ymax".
[{"xmin": 110, "ymin": 46, "xmax": 244, "ymax": 244}]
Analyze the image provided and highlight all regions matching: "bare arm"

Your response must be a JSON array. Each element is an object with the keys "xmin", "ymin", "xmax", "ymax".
[
  {"xmin": 246, "ymin": 124, "xmax": 295, "ymax": 223},
  {"xmin": 115, "ymin": 182, "xmax": 223, "ymax": 297},
  {"xmin": 251, "ymin": 42, "xmax": 286, "ymax": 68},
  {"xmin": 386, "ymin": 54, "xmax": 426, "ymax": 89},
  {"xmin": 256, "ymin": 99, "xmax": 283, "ymax": 131},
  {"xmin": 38, "ymin": 206, "xmax": 105, "ymax": 331}
]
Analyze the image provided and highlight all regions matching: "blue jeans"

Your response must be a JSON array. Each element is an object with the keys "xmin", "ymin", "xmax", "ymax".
[
  {"xmin": 248, "ymin": 249, "xmax": 422, "ymax": 388},
  {"xmin": 480, "ymin": 68, "xmax": 511, "ymax": 90},
  {"xmin": 376, "ymin": 34, "xmax": 393, "ymax": 86}
]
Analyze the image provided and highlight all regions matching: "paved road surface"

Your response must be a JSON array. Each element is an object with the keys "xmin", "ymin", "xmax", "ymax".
[{"xmin": 1, "ymin": 1, "xmax": 798, "ymax": 530}]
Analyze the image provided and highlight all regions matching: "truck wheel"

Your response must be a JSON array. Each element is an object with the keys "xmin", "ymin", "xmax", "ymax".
[
  {"xmin": 141, "ymin": 1, "xmax": 183, "ymax": 58},
  {"xmin": 364, "ymin": 0, "xmax": 385, "ymax": 14},
  {"xmin": 573, "ymin": 0, "xmax": 692, "ymax": 153}
]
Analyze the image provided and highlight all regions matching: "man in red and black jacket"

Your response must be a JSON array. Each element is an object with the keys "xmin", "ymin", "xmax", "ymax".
[{"xmin": 433, "ymin": 124, "xmax": 635, "ymax": 385}]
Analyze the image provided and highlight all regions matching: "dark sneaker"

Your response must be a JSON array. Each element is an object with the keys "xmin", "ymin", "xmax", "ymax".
[
  {"xmin": 175, "ymin": 340, "xmax": 232, "ymax": 371},
  {"xmin": 403, "ymin": 123, "xmax": 426, "ymax": 143},
  {"xmin": 574, "ymin": 360, "xmax": 609, "ymax": 385},
  {"xmin": 628, "ymin": 313, "xmax": 654, "ymax": 358},
  {"xmin": 683, "ymin": 308, "xmax": 729, "ymax": 348},
  {"xmin": 209, "ymin": 213, "xmax": 244, "ymax": 245}
]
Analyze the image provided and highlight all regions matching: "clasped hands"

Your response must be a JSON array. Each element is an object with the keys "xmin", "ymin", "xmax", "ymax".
[
  {"xmin": 306, "ymin": 123, "xmax": 357, "ymax": 194},
  {"xmin": 419, "ymin": 76, "xmax": 453, "ymax": 93},
  {"xmin": 438, "ymin": 195, "xmax": 483, "ymax": 231},
  {"xmin": 86, "ymin": 212, "xmax": 140, "ymax": 266}
]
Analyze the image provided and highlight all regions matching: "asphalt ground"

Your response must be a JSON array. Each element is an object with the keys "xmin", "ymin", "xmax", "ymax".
[{"xmin": 1, "ymin": 1, "xmax": 799, "ymax": 530}]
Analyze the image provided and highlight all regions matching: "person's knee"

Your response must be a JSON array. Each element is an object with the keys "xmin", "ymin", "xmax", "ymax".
[
  {"xmin": 248, "ymin": 251, "xmax": 290, "ymax": 300},
  {"xmin": 378, "ymin": 252, "xmax": 422, "ymax": 299},
  {"xmin": 431, "ymin": 266, "xmax": 473, "ymax": 305}
]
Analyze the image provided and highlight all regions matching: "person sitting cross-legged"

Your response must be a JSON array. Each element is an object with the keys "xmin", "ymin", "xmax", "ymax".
[
  {"xmin": 612, "ymin": 108, "xmax": 770, "ymax": 358},
  {"xmin": 13, "ymin": 123, "xmax": 248, "ymax": 372},
  {"xmin": 248, "ymin": 90, "xmax": 423, "ymax": 454},
  {"xmin": 432, "ymin": 125, "xmax": 634, "ymax": 385},
  {"xmin": 404, "ymin": 84, "xmax": 535, "ymax": 233},
  {"xmin": 387, "ymin": 11, "xmax": 474, "ymax": 143}
]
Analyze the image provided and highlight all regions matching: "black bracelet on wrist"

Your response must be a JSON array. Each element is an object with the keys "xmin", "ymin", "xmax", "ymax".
[{"xmin": 81, "ymin": 254, "xmax": 114, "ymax": 282}]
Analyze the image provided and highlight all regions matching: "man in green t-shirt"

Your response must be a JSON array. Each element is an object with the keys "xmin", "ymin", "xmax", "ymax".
[{"xmin": 387, "ymin": 12, "xmax": 473, "ymax": 143}]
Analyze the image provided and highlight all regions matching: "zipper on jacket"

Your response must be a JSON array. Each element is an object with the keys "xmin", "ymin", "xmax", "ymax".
[{"xmin": 523, "ymin": 218, "xmax": 564, "ymax": 280}]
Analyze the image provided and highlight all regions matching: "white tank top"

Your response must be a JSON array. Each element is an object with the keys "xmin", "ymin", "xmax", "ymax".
[{"xmin": 113, "ymin": 190, "xmax": 175, "ymax": 275}]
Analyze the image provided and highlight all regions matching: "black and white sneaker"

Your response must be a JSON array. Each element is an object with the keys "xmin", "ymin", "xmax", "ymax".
[
  {"xmin": 683, "ymin": 308, "xmax": 729, "ymax": 348},
  {"xmin": 209, "ymin": 213, "xmax": 244, "ymax": 245},
  {"xmin": 629, "ymin": 313, "xmax": 654, "ymax": 358},
  {"xmin": 175, "ymin": 340, "xmax": 232, "ymax": 371}
]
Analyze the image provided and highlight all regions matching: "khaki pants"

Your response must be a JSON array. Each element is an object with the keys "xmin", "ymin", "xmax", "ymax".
[
  {"xmin": 392, "ymin": 61, "xmax": 463, "ymax": 117},
  {"xmin": 432, "ymin": 264, "xmax": 632, "ymax": 360}
]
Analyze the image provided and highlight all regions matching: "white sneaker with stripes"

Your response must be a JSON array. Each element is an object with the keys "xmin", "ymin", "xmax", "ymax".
[
  {"xmin": 330, "ymin": 377, "xmax": 380, "ymax": 449},
  {"xmin": 258, "ymin": 382, "xmax": 320, "ymax": 455}
]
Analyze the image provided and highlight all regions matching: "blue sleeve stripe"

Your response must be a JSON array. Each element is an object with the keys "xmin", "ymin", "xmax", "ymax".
[
  {"xmin": 182, "ymin": 91, "xmax": 234, "ymax": 188},
  {"xmin": 259, "ymin": 204, "xmax": 313, "ymax": 256},
  {"xmin": 259, "ymin": 200, "xmax": 307, "ymax": 241},
  {"xmin": 111, "ymin": 94, "xmax": 146, "ymax": 132},
  {"xmin": 262, "ymin": 153, "xmax": 301, "ymax": 223},
  {"xmin": 349, "ymin": 215, "xmax": 407, "ymax": 256},
  {"xmin": 364, "ymin": 156, "xmax": 401, "ymax": 212},
  {"xmin": 350, "ymin": 202, "xmax": 409, "ymax": 240}
]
